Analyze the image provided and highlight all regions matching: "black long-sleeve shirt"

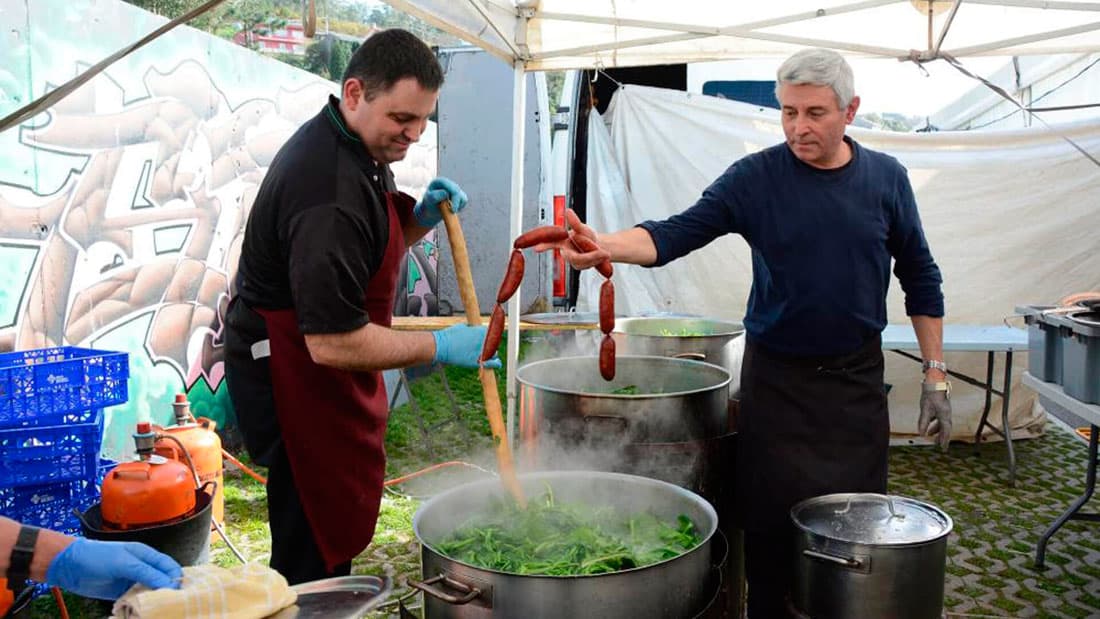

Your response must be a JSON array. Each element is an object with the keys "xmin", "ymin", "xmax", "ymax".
[{"xmin": 639, "ymin": 137, "xmax": 944, "ymax": 357}]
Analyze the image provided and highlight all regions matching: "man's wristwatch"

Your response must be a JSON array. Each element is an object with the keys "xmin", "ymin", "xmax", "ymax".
[
  {"xmin": 7, "ymin": 524, "xmax": 39, "ymax": 591},
  {"xmin": 922, "ymin": 359, "xmax": 947, "ymax": 374}
]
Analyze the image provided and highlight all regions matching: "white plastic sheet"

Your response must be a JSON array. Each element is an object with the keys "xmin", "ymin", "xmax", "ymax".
[{"xmin": 579, "ymin": 84, "xmax": 1100, "ymax": 442}]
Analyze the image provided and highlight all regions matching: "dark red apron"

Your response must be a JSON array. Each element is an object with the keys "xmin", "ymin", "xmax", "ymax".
[{"xmin": 253, "ymin": 191, "xmax": 412, "ymax": 570}]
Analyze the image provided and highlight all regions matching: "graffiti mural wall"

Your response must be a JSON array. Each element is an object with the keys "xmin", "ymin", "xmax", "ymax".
[{"xmin": 0, "ymin": 1, "xmax": 438, "ymax": 458}]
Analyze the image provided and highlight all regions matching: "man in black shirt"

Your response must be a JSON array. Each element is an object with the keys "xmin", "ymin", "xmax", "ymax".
[{"xmin": 224, "ymin": 29, "xmax": 498, "ymax": 584}]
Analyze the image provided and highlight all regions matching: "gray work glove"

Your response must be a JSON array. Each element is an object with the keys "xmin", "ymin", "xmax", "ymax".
[{"xmin": 918, "ymin": 382, "xmax": 952, "ymax": 452}]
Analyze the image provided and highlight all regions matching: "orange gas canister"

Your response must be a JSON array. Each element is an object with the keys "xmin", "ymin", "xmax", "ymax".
[
  {"xmin": 0, "ymin": 580, "xmax": 13, "ymax": 616},
  {"xmin": 154, "ymin": 394, "xmax": 224, "ymax": 527},
  {"xmin": 101, "ymin": 423, "xmax": 197, "ymax": 530}
]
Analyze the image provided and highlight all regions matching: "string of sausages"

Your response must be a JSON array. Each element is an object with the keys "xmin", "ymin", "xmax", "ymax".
[
  {"xmin": 482, "ymin": 225, "xmax": 618, "ymax": 381},
  {"xmin": 570, "ymin": 235, "xmax": 616, "ymax": 381}
]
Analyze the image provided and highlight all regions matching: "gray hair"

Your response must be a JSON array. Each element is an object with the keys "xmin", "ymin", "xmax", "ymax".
[{"xmin": 775, "ymin": 48, "xmax": 855, "ymax": 109}]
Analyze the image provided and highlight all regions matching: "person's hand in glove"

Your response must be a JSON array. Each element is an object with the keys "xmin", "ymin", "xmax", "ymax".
[
  {"xmin": 432, "ymin": 323, "xmax": 501, "ymax": 369},
  {"xmin": 46, "ymin": 538, "xmax": 182, "ymax": 600},
  {"xmin": 414, "ymin": 177, "xmax": 468, "ymax": 228},
  {"xmin": 918, "ymin": 382, "xmax": 952, "ymax": 452}
]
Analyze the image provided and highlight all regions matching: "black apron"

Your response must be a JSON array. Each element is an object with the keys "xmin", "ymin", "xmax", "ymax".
[{"xmin": 733, "ymin": 334, "xmax": 889, "ymax": 533}]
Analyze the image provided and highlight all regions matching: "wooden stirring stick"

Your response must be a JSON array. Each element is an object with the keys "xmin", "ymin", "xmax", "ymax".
[{"xmin": 439, "ymin": 200, "xmax": 527, "ymax": 507}]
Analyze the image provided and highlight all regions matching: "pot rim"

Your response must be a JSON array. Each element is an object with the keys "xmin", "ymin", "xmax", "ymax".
[
  {"xmin": 515, "ymin": 354, "xmax": 731, "ymax": 397},
  {"xmin": 413, "ymin": 470, "xmax": 717, "ymax": 579},
  {"xmin": 790, "ymin": 492, "xmax": 954, "ymax": 547},
  {"xmin": 613, "ymin": 316, "xmax": 745, "ymax": 339}
]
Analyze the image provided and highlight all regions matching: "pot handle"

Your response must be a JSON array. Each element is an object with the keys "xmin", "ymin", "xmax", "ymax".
[
  {"xmin": 833, "ymin": 493, "xmax": 905, "ymax": 521},
  {"xmin": 674, "ymin": 352, "xmax": 706, "ymax": 361},
  {"xmin": 410, "ymin": 574, "xmax": 482, "ymax": 605},
  {"xmin": 802, "ymin": 549, "xmax": 864, "ymax": 569},
  {"xmin": 710, "ymin": 528, "xmax": 730, "ymax": 570}
]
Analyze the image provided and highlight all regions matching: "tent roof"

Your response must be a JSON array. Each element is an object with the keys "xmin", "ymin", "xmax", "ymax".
[{"xmin": 386, "ymin": 0, "xmax": 1100, "ymax": 70}]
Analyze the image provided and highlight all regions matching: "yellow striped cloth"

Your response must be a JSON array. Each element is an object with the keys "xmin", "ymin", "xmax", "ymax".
[{"xmin": 111, "ymin": 562, "xmax": 297, "ymax": 619}]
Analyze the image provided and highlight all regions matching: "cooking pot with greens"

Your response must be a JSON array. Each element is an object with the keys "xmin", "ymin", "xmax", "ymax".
[
  {"xmin": 613, "ymin": 317, "xmax": 743, "ymax": 372},
  {"xmin": 516, "ymin": 355, "xmax": 730, "ymax": 443},
  {"xmin": 412, "ymin": 471, "xmax": 718, "ymax": 619}
]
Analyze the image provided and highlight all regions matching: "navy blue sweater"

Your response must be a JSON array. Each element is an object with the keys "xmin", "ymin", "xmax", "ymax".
[{"xmin": 639, "ymin": 137, "xmax": 943, "ymax": 357}]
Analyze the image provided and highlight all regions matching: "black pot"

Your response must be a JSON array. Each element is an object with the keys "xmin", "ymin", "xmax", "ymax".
[{"xmin": 76, "ymin": 481, "xmax": 215, "ymax": 567}]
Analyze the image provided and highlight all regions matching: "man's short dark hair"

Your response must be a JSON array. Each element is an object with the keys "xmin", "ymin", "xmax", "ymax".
[{"xmin": 342, "ymin": 28, "xmax": 444, "ymax": 101}]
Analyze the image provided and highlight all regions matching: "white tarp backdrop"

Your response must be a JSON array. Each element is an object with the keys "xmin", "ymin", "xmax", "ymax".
[{"xmin": 578, "ymin": 84, "xmax": 1100, "ymax": 441}]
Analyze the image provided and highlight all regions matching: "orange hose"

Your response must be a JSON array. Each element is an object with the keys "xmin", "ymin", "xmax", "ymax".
[
  {"xmin": 52, "ymin": 587, "xmax": 69, "ymax": 619},
  {"xmin": 220, "ymin": 447, "xmax": 484, "ymax": 491},
  {"xmin": 221, "ymin": 448, "xmax": 268, "ymax": 485},
  {"xmin": 383, "ymin": 461, "xmax": 486, "ymax": 487}
]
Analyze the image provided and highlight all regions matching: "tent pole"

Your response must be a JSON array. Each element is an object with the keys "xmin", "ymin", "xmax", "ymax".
[{"xmin": 505, "ymin": 59, "xmax": 526, "ymax": 453}]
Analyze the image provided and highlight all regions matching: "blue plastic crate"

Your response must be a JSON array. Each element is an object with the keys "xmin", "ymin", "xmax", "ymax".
[
  {"xmin": 0, "ymin": 410, "xmax": 103, "ymax": 487},
  {"xmin": 0, "ymin": 346, "xmax": 128, "ymax": 427},
  {"xmin": 0, "ymin": 459, "xmax": 114, "ymax": 537},
  {"xmin": 0, "ymin": 477, "xmax": 100, "ymax": 535}
]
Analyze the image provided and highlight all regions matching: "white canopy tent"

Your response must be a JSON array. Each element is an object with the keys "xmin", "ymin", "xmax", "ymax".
[{"xmin": 383, "ymin": 0, "xmax": 1100, "ymax": 445}]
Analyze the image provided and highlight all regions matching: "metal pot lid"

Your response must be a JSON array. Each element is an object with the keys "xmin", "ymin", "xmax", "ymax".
[
  {"xmin": 790, "ymin": 493, "xmax": 952, "ymax": 545},
  {"xmin": 521, "ymin": 311, "xmax": 599, "ymax": 326},
  {"xmin": 266, "ymin": 575, "xmax": 392, "ymax": 618}
]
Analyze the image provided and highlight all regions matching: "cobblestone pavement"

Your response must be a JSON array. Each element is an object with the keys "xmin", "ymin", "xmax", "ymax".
[
  {"xmin": 891, "ymin": 423, "xmax": 1100, "ymax": 618},
  {"xmin": 342, "ymin": 417, "xmax": 1100, "ymax": 619}
]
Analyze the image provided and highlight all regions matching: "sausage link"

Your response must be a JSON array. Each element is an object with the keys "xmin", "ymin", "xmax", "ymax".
[
  {"xmin": 599, "ymin": 334, "xmax": 616, "ymax": 381},
  {"xmin": 481, "ymin": 304, "xmax": 506, "ymax": 363},
  {"xmin": 571, "ymin": 235, "xmax": 614, "ymax": 279},
  {"xmin": 513, "ymin": 225, "xmax": 569, "ymax": 249},
  {"xmin": 496, "ymin": 249, "xmax": 526, "ymax": 304},
  {"xmin": 599, "ymin": 280, "xmax": 615, "ymax": 334}
]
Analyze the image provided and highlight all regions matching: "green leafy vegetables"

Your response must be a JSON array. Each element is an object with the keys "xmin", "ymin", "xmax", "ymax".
[
  {"xmin": 434, "ymin": 486, "xmax": 702, "ymax": 575},
  {"xmin": 610, "ymin": 385, "xmax": 641, "ymax": 395},
  {"xmin": 658, "ymin": 328, "xmax": 708, "ymax": 336}
]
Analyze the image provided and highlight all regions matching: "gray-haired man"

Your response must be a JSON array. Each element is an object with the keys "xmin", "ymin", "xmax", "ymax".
[{"xmin": 543, "ymin": 48, "xmax": 950, "ymax": 616}]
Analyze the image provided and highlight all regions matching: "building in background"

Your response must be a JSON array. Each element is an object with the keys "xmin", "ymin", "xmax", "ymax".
[{"xmin": 233, "ymin": 19, "xmax": 307, "ymax": 55}]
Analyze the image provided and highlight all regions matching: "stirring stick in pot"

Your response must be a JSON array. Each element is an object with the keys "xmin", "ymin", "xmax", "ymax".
[{"xmin": 440, "ymin": 200, "xmax": 527, "ymax": 507}]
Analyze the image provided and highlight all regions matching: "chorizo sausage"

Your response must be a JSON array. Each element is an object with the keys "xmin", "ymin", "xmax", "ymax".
[
  {"xmin": 599, "ymin": 334, "xmax": 616, "ymax": 381},
  {"xmin": 599, "ymin": 280, "xmax": 615, "ymax": 334},
  {"xmin": 496, "ymin": 249, "xmax": 526, "ymax": 304},
  {"xmin": 513, "ymin": 225, "xmax": 569, "ymax": 249},
  {"xmin": 571, "ymin": 235, "xmax": 614, "ymax": 279},
  {"xmin": 481, "ymin": 304, "xmax": 506, "ymax": 363}
]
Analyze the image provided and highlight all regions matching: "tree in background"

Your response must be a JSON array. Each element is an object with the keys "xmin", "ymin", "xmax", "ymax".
[
  {"xmin": 364, "ymin": 4, "xmax": 459, "ymax": 46},
  {"xmin": 302, "ymin": 35, "xmax": 358, "ymax": 80},
  {"xmin": 125, "ymin": 0, "xmax": 463, "ymax": 80}
]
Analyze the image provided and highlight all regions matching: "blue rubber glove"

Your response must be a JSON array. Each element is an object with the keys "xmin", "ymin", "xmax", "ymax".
[
  {"xmin": 413, "ymin": 177, "xmax": 468, "ymax": 228},
  {"xmin": 46, "ymin": 538, "xmax": 182, "ymax": 600},
  {"xmin": 432, "ymin": 324, "xmax": 501, "ymax": 369}
]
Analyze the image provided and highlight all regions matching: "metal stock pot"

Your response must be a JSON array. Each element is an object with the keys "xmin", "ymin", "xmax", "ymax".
[
  {"xmin": 516, "ymin": 354, "xmax": 731, "ymax": 443},
  {"xmin": 791, "ymin": 493, "xmax": 952, "ymax": 619},
  {"xmin": 412, "ymin": 471, "xmax": 718, "ymax": 619},
  {"xmin": 613, "ymin": 317, "xmax": 744, "ymax": 370}
]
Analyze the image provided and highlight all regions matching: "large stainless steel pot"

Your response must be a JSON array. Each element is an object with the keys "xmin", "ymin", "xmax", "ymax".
[
  {"xmin": 413, "ymin": 471, "xmax": 718, "ymax": 619},
  {"xmin": 516, "ymin": 355, "xmax": 731, "ymax": 443},
  {"xmin": 791, "ymin": 493, "xmax": 952, "ymax": 619},
  {"xmin": 613, "ymin": 317, "xmax": 744, "ymax": 371}
]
